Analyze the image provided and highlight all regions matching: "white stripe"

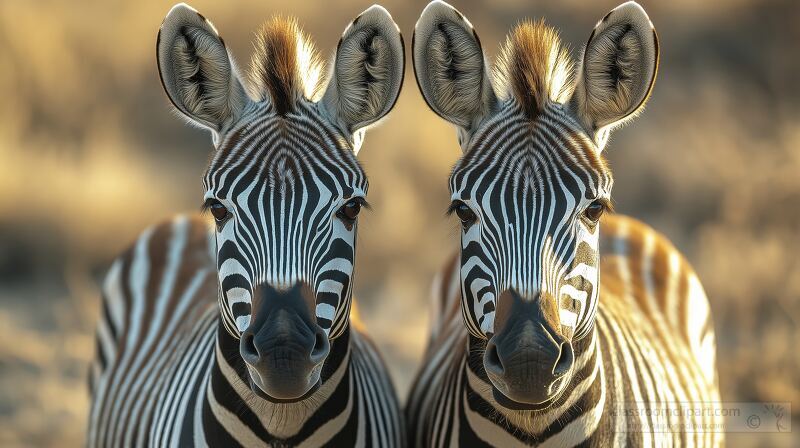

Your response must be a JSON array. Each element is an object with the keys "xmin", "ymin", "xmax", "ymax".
[{"xmin": 316, "ymin": 303, "xmax": 336, "ymax": 322}]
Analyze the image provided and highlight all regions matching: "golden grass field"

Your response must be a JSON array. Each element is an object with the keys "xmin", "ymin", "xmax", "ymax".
[{"xmin": 0, "ymin": 0, "xmax": 798, "ymax": 446}]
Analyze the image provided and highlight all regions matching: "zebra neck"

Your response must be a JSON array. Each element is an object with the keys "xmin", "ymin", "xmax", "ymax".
[
  {"xmin": 464, "ymin": 328, "xmax": 604, "ymax": 438},
  {"xmin": 206, "ymin": 323, "xmax": 352, "ymax": 440}
]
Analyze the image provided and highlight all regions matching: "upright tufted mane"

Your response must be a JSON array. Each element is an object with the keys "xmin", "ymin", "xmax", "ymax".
[
  {"xmin": 495, "ymin": 20, "xmax": 574, "ymax": 118},
  {"xmin": 248, "ymin": 17, "xmax": 325, "ymax": 114}
]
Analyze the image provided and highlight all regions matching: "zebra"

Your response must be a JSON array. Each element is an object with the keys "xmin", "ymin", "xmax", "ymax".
[
  {"xmin": 406, "ymin": 1, "xmax": 722, "ymax": 446},
  {"xmin": 87, "ymin": 3, "xmax": 406, "ymax": 446}
]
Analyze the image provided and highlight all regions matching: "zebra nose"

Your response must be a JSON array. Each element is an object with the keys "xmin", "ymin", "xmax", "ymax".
[
  {"xmin": 238, "ymin": 282, "xmax": 331, "ymax": 401},
  {"xmin": 484, "ymin": 333, "xmax": 574, "ymax": 407},
  {"xmin": 553, "ymin": 342, "xmax": 574, "ymax": 377},
  {"xmin": 309, "ymin": 326, "xmax": 329, "ymax": 365},
  {"xmin": 484, "ymin": 339, "xmax": 504, "ymax": 376},
  {"xmin": 239, "ymin": 309, "xmax": 329, "ymax": 368},
  {"xmin": 240, "ymin": 325, "xmax": 329, "ymax": 366},
  {"xmin": 483, "ymin": 300, "xmax": 575, "ymax": 408},
  {"xmin": 241, "ymin": 330, "xmax": 259, "ymax": 363},
  {"xmin": 484, "ymin": 338, "xmax": 573, "ymax": 378}
]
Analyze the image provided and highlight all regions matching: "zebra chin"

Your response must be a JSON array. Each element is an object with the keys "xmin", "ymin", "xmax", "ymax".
[
  {"xmin": 245, "ymin": 365, "xmax": 323, "ymax": 403},
  {"xmin": 239, "ymin": 282, "xmax": 330, "ymax": 403},
  {"xmin": 488, "ymin": 373, "xmax": 571, "ymax": 411}
]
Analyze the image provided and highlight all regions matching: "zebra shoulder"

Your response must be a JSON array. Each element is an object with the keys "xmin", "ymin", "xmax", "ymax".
[
  {"xmin": 599, "ymin": 214, "xmax": 717, "ymax": 381},
  {"xmin": 91, "ymin": 215, "xmax": 217, "ymax": 382},
  {"xmin": 102, "ymin": 214, "xmax": 216, "ymax": 309}
]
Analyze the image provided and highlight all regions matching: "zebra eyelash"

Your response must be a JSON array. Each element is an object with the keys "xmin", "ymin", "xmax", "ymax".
[
  {"xmin": 445, "ymin": 200, "xmax": 470, "ymax": 217},
  {"xmin": 199, "ymin": 198, "xmax": 221, "ymax": 214},
  {"xmin": 594, "ymin": 197, "xmax": 615, "ymax": 213},
  {"xmin": 347, "ymin": 197, "xmax": 372, "ymax": 211},
  {"xmin": 199, "ymin": 199, "xmax": 212, "ymax": 214}
]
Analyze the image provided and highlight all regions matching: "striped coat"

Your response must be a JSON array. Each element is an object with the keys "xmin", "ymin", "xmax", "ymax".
[
  {"xmin": 407, "ymin": 215, "xmax": 721, "ymax": 446},
  {"xmin": 407, "ymin": 1, "xmax": 722, "ymax": 446},
  {"xmin": 89, "ymin": 216, "xmax": 404, "ymax": 446},
  {"xmin": 89, "ymin": 3, "xmax": 407, "ymax": 446}
]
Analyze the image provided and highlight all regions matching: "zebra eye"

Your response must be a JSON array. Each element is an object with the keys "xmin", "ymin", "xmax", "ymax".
[
  {"xmin": 338, "ymin": 199, "xmax": 362, "ymax": 222},
  {"xmin": 452, "ymin": 202, "xmax": 477, "ymax": 228},
  {"xmin": 584, "ymin": 201, "xmax": 605, "ymax": 223},
  {"xmin": 208, "ymin": 200, "xmax": 230, "ymax": 223}
]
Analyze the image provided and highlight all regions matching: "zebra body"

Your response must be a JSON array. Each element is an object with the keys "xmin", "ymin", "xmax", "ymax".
[
  {"xmin": 408, "ymin": 1, "xmax": 721, "ymax": 446},
  {"xmin": 408, "ymin": 214, "xmax": 721, "ymax": 446},
  {"xmin": 89, "ymin": 216, "xmax": 402, "ymax": 446},
  {"xmin": 89, "ymin": 3, "xmax": 406, "ymax": 446}
]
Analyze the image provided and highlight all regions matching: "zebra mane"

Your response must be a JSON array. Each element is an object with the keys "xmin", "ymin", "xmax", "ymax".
[
  {"xmin": 248, "ymin": 17, "xmax": 325, "ymax": 114},
  {"xmin": 495, "ymin": 20, "xmax": 574, "ymax": 118}
]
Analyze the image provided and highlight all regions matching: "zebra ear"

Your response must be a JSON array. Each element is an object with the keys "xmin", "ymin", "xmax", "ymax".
[
  {"xmin": 413, "ymin": 1, "xmax": 498, "ymax": 143},
  {"xmin": 320, "ymin": 5, "xmax": 405, "ymax": 151},
  {"xmin": 157, "ymin": 3, "xmax": 250, "ymax": 138},
  {"xmin": 568, "ymin": 1, "xmax": 659, "ymax": 146}
]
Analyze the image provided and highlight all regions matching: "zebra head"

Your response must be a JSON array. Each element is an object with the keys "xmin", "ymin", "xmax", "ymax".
[
  {"xmin": 414, "ymin": 1, "xmax": 658, "ymax": 409},
  {"xmin": 157, "ymin": 4, "xmax": 404, "ymax": 402}
]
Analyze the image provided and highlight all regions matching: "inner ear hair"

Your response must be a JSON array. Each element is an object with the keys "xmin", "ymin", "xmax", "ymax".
[
  {"xmin": 582, "ymin": 23, "xmax": 655, "ymax": 124},
  {"xmin": 171, "ymin": 26, "xmax": 236, "ymax": 124},
  {"xmin": 157, "ymin": 4, "xmax": 248, "ymax": 132},
  {"xmin": 332, "ymin": 23, "xmax": 395, "ymax": 129},
  {"xmin": 569, "ymin": 1, "xmax": 659, "ymax": 136},
  {"xmin": 423, "ymin": 21, "xmax": 486, "ymax": 127},
  {"xmin": 321, "ymin": 5, "xmax": 405, "ymax": 138},
  {"xmin": 412, "ymin": 0, "xmax": 497, "ymax": 132}
]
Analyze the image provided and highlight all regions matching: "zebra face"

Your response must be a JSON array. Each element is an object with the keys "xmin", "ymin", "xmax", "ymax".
[
  {"xmin": 157, "ymin": 4, "xmax": 404, "ymax": 401},
  {"xmin": 447, "ymin": 109, "xmax": 612, "ymax": 340},
  {"xmin": 414, "ymin": 1, "xmax": 658, "ymax": 408},
  {"xmin": 203, "ymin": 110, "xmax": 368, "ymax": 400},
  {"xmin": 203, "ymin": 110, "xmax": 368, "ymax": 341},
  {"xmin": 448, "ymin": 107, "xmax": 613, "ymax": 407}
]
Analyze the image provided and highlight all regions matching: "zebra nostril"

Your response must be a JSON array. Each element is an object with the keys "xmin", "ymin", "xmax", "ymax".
[
  {"xmin": 240, "ymin": 331, "xmax": 259, "ymax": 362},
  {"xmin": 553, "ymin": 343, "xmax": 574, "ymax": 377},
  {"xmin": 484, "ymin": 340, "xmax": 504, "ymax": 375},
  {"xmin": 309, "ymin": 327, "xmax": 330, "ymax": 364}
]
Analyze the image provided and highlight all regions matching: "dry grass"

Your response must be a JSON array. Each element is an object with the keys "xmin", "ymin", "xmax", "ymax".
[{"xmin": 0, "ymin": 0, "xmax": 798, "ymax": 446}]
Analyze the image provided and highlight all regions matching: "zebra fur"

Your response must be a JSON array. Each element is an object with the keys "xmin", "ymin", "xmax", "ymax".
[
  {"xmin": 407, "ymin": 1, "xmax": 722, "ymax": 446},
  {"xmin": 88, "ymin": 3, "xmax": 405, "ymax": 446}
]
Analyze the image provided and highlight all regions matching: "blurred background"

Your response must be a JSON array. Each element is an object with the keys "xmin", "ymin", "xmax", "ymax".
[{"xmin": 0, "ymin": 0, "xmax": 797, "ymax": 446}]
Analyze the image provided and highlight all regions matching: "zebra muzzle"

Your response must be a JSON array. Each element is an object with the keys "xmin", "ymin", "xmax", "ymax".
[
  {"xmin": 239, "ymin": 282, "xmax": 330, "ymax": 402},
  {"xmin": 483, "ymin": 289, "xmax": 575, "ymax": 410}
]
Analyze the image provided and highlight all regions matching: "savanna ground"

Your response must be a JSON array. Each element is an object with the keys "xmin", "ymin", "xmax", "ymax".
[{"xmin": 0, "ymin": 0, "xmax": 798, "ymax": 446}]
